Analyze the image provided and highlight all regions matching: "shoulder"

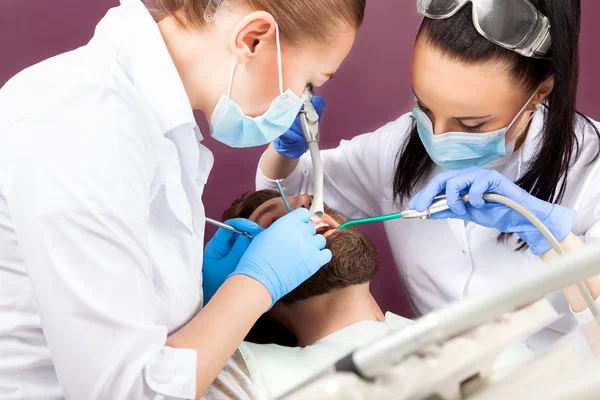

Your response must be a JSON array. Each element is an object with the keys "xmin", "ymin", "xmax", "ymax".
[
  {"xmin": 338, "ymin": 112, "xmax": 414, "ymax": 160},
  {"xmin": 564, "ymin": 114, "xmax": 600, "ymax": 234},
  {"xmin": 1, "ymin": 48, "xmax": 160, "ymax": 154},
  {"xmin": 360, "ymin": 112, "xmax": 414, "ymax": 144},
  {"xmin": 0, "ymin": 56, "xmax": 161, "ymax": 194},
  {"xmin": 569, "ymin": 114, "xmax": 600, "ymax": 184},
  {"xmin": 0, "ymin": 43, "xmax": 151, "ymax": 133},
  {"xmin": 573, "ymin": 113, "xmax": 600, "ymax": 159}
]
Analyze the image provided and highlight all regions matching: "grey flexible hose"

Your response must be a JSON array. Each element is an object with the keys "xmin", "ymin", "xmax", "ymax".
[{"xmin": 476, "ymin": 193, "xmax": 600, "ymax": 326}]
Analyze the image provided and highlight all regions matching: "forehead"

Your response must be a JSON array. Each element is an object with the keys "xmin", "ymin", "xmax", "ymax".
[
  {"xmin": 412, "ymin": 40, "xmax": 525, "ymax": 112},
  {"xmin": 288, "ymin": 30, "xmax": 356, "ymax": 69}
]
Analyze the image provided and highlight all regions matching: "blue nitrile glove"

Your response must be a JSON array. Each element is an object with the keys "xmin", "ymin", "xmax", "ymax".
[
  {"xmin": 229, "ymin": 208, "xmax": 332, "ymax": 306},
  {"xmin": 202, "ymin": 219, "xmax": 264, "ymax": 304},
  {"xmin": 272, "ymin": 96, "xmax": 327, "ymax": 159},
  {"xmin": 409, "ymin": 167, "xmax": 576, "ymax": 256}
]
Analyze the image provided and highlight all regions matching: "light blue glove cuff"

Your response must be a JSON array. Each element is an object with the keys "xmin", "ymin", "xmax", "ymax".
[
  {"xmin": 228, "ymin": 263, "xmax": 278, "ymax": 310},
  {"xmin": 517, "ymin": 204, "xmax": 576, "ymax": 256}
]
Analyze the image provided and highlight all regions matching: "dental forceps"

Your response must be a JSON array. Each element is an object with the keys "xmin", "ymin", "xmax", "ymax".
[
  {"xmin": 205, "ymin": 217, "xmax": 253, "ymax": 239},
  {"xmin": 275, "ymin": 180, "xmax": 292, "ymax": 213},
  {"xmin": 299, "ymin": 86, "xmax": 325, "ymax": 222}
]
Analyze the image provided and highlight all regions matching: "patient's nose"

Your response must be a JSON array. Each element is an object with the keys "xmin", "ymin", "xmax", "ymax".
[{"xmin": 295, "ymin": 194, "xmax": 312, "ymax": 210}]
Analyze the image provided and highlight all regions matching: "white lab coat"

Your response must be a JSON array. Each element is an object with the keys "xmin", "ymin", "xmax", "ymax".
[
  {"xmin": 0, "ymin": 1, "xmax": 211, "ymax": 399},
  {"xmin": 257, "ymin": 110, "xmax": 600, "ymax": 352}
]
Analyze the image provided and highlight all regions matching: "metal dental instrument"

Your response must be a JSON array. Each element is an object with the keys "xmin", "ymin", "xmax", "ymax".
[
  {"xmin": 275, "ymin": 180, "xmax": 292, "ymax": 213},
  {"xmin": 337, "ymin": 195, "xmax": 449, "ymax": 230},
  {"xmin": 205, "ymin": 217, "xmax": 253, "ymax": 239},
  {"xmin": 299, "ymin": 86, "xmax": 324, "ymax": 222},
  {"xmin": 337, "ymin": 193, "xmax": 600, "ymax": 326}
]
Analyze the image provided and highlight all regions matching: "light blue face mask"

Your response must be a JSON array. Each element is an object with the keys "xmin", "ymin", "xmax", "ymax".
[
  {"xmin": 413, "ymin": 90, "xmax": 541, "ymax": 170},
  {"xmin": 210, "ymin": 23, "xmax": 306, "ymax": 148}
]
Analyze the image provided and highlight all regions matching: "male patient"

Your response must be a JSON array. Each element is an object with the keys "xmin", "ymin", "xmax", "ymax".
[
  {"xmin": 206, "ymin": 189, "xmax": 411, "ymax": 400},
  {"xmin": 205, "ymin": 190, "xmax": 530, "ymax": 400}
]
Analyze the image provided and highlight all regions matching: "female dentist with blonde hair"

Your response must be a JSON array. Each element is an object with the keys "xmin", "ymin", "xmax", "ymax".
[{"xmin": 0, "ymin": 0, "xmax": 365, "ymax": 398}]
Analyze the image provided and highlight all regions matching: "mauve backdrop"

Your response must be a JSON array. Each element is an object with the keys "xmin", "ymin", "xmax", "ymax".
[{"xmin": 2, "ymin": 1, "xmax": 598, "ymax": 317}]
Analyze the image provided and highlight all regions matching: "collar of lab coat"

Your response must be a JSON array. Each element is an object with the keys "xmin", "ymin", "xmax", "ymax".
[{"xmin": 92, "ymin": 0, "xmax": 197, "ymax": 136}]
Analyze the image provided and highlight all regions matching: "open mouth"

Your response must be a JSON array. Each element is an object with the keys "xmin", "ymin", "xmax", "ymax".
[{"xmin": 311, "ymin": 213, "xmax": 340, "ymax": 238}]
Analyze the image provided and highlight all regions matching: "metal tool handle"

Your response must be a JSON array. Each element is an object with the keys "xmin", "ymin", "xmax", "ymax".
[
  {"xmin": 300, "ymin": 87, "xmax": 319, "ymax": 143},
  {"xmin": 205, "ymin": 217, "xmax": 253, "ymax": 239}
]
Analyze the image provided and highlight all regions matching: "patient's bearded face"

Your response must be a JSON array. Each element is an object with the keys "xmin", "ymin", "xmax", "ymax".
[{"xmin": 222, "ymin": 190, "xmax": 379, "ymax": 304}]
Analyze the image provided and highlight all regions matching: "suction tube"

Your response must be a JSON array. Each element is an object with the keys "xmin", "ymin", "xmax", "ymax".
[
  {"xmin": 299, "ymin": 88, "xmax": 324, "ymax": 222},
  {"xmin": 307, "ymin": 142, "xmax": 324, "ymax": 221}
]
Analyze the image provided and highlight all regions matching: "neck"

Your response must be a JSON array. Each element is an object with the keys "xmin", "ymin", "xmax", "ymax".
[
  {"xmin": 157, "ymin": 16, "xmax": 231, "ymax": 113},
  {"xmin": 277, "ymin": 285, "xmax": 384, "ymax": 347}
]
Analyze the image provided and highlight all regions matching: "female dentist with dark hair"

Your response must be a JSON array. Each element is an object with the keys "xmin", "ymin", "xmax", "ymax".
[{"xmin": 259, "ymin": 0, "xmax": 600, "ymax": 352}]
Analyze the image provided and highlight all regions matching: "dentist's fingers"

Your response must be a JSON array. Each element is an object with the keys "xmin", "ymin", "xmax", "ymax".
[
  {"xmin": 410, "ymin": 170, "xmax": 463, "ymax": 212},
  {"xmin": 316, "ymin": 248, "xmax": 333, "ymax": 266},
  {"xmin": 310, "ymin": 234, "xmax": 327, "ymax": 250},
  {"xmin": 428, "ymin": 209, "xmax": 459, "ymax": 220}
]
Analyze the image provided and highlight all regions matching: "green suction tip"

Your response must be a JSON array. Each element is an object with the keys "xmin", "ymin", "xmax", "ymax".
[{"xmin": 337, "ymin": 212, "xmax": 403, "ymax": 231}]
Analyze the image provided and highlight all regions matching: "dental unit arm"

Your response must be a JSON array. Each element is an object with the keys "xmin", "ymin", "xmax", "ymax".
[
  {"xmin": 299, "ymin": 87, "xmax": 324, "ymax": 222},
  {"xmin": 279, "ymin": 242, "xmax": 600, "ymax": 400}
]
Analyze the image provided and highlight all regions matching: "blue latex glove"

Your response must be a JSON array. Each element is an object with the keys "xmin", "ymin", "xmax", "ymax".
[
  {"xmin": 202, "ymin": 219, "xmax": 264, "ymax": 304},
  {"xmin": 409, "ymin": 167, "xmax": 576, "ymax": 256},
  {"xmin": 230, "ymin": 208, "xmax": 332, "ymax": 306},
  {"xmin": 272, "ymin": 96, "xmax": 327, "ymax": 159}
]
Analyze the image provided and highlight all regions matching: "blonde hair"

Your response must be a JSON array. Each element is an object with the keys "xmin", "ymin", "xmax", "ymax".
[{"xmin": 148, "ymin": 0, "xmax": 366, "ymax": 42}]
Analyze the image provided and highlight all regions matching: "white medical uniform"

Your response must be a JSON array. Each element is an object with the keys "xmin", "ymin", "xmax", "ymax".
[
  {"xmin": 257, "ymin": 110, "xmax": 600, "ymax": 352},
  {"xmin": 0, "ymin": 1, "xmax": 212, "ymax": 398}
]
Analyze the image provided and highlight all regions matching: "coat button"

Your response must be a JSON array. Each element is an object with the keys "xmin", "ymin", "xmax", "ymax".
[{"xmin": 150, "ymin": 360, "xmax": 176, "ymax": 383}]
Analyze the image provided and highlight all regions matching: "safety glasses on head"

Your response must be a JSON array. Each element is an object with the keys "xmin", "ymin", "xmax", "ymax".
[{"xmin": 416, "ymin": 0, "xmax": 552, "ymax": 59}]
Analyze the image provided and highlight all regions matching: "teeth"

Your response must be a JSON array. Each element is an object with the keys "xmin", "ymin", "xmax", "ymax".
[{"xmin": 314, "ymin": 222, "xmax": 330, "ymax": 229}]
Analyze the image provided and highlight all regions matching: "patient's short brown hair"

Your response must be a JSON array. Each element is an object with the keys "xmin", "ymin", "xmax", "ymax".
[{"xmin": 223, "ymin": 190, "xmax": 379, "ymax": 305}]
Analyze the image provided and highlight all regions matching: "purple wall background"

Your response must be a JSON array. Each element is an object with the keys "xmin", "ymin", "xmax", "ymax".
[{"xmin": 2, "ymin": 1, "xmax": 598, "ymax": 317}]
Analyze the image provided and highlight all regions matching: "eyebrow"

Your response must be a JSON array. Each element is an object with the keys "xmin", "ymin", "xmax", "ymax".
[
  {"xmin": 255, "ymin": 203, "xmax": 280, "ymax": 223},
  {"xmin": 412, "ymin": 88, "xmax": 493, "ymax": 121}
]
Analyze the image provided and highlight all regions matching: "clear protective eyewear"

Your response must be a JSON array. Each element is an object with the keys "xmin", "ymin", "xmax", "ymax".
[{"xmin": 416, "ymin": 0, "xmax": 552, "ymax": 59}]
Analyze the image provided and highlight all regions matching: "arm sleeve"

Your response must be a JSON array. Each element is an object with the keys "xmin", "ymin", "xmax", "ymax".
[
  {"xmin": 5, "ymin": 86, "xmax": 196, "ymax": 399},
  {"xmin": 569, "ymin": 153, "xmax": 600, "ymax": 325},
  {"xmin": 256, "ymin": 114, "xmax": 412, "ymax": 219},
  {"xmin": 202, "ymin": 350, "xmax": 258, "ymax": 400}
]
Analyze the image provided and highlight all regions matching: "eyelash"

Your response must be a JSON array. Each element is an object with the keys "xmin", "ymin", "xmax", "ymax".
[
  {"xmin": 457, "ymin": 120, "xmax": 484, "ymax": 133},
  {"xmin": 417, "ymin": 101, "xmax": 484, "ymax": 133}
]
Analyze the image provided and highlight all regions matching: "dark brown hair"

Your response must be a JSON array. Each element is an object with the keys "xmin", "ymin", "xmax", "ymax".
[
  {"xmin": 148, "ymin": 0, "xmax": 366, "ymax": 43},
  {"xmin": 394, "ymin": 0, "xmax": 599, "ymax": 251}
]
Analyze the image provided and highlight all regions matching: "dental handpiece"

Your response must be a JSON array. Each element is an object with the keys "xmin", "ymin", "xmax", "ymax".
[
  {"xmin": 336, "ymin": 195, "xmax": 451, "ymax": 230},
  {"xmin": 205, "ymin": 217, "xmax": 253, "ymax": 239},
  {"xmin": 399, "ymin": 195, "xmax": 454, "ymax": 219},
  {"xmin": 299, "ymin": 87, "xmax": 324, "ymax": 222}
]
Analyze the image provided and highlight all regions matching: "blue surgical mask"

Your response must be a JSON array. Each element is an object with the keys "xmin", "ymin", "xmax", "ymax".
[
  {"xmin": 210, "ymin": 24, "xmax": 306, "ymax": 148},
  {"xmin": 413, "ymin": 90, "xmax": 540, "ymax": 170}
]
